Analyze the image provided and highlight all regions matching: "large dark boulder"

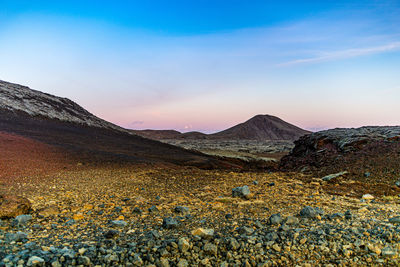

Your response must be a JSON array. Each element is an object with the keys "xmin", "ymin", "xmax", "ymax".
[{"xmin": 280, "ymin": 126, "xmax": 400, "ymax": 182}]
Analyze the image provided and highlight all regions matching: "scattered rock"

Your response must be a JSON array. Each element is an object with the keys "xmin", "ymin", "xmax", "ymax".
[
  {"xmin": 268, "ymin": 213, "xmax": 282, "ymax": 225},
  {"xmin": 27, "ymin": 256, "xmax": 45, "ymax": 266},
  {"xmin": 0, "ymin": 195, "xmax": 31, "ymax": 219},
  {"xmin": 178, "ymin": 237, "xmax": 190, "ymax": 252},
  {"xmin": 191, "ymin": 228, "xmax": 214, "ymax": 238},
  {"xmin": 299, "ymin": 206, "xmax": 324, "ymax": 219},
  {"xmin": 362, "ymin": 194, "xmax": 374, "ymax": 200},
  {"xmin": 111, "ymin": 220, "xmax": 127, "ymax": 227},
  {"xmin": 322, "ymin": 171, "xmax": 348, "ymax": 181},
  {"xmin": 389, "ymin": 216, "xmax": 400, "ymax": 224},
  {"xmin": 37, "ymin": 206, "xmax": 60, "ymax": 217},
  {"xmin": 104, "ymin": 229, "xmax": 119, "ymax": 239},
  {"xmin": 237, "ymin": 226, "xmax": 254, "ymax": 235},
  {"xmin": 174, "ymin": 206, "xmax": 189, "ymax": 214},
  {"xmin": 203, "ymin": 242, "xmax": 218, "ymax": 256},
  {"xmin": 148, "ymin": 205, "xmax": 159, "ymax": 213},
  {"xmin": 13, "ymin": 214, "xmax": 33, "ymax": 226},
  {"xmin": 162, "ymin": 217, "xmax": 179, "ymax": 229},
  {"xmin": 232, "ymin": 185, "xmax": 250, "ymax": 198}
]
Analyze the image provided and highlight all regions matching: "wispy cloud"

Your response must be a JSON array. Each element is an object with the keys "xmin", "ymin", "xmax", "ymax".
[{"xmin": 279, "ymin": 41, "xmax": 400, "ymax": 66}]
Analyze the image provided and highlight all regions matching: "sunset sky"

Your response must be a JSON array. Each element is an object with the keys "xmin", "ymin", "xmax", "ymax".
[{"xmin": 1, "ymin": 0, "xmax": 400, "ymax": 133}]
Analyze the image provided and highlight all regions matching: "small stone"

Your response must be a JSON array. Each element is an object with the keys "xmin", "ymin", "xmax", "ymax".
[
  {"xmin": 27, "ymin": 256, "xmax": 44, "ymax": 266},
  {"xmin": 174, "ymin": 206, "xmax": 189, "ymax": 214},
  {"xmin": 364, "ymin": 172, "xmax": 371, "ymax": 178},
  {"xmin": 229, "ymin": 238, "xmax": 240, "ymax": 250},
  {"xmin": 232, "ymin": 185, "xmax": 250, "ymax": 198},
  {"xmin": 111, "ymin": 220, "xmax": 127, "ymax": 227},
  {"xmin": 14, "ymin": 214, "xmax": 32, "ymax": 226},
  {"xmin": 191, "ymin": 228, "xmax": 214, "ymax": 238},
  {"xmin": 203, "ymin": 242, "xmax": 218, "ymax": 256},
  {"xmin": 268, "ymin": 213, "xmax": 282, "ymax": 225},
  {"xmin": 395, "ymin": 180, "xmax": 400, "ymax": 187},
  {"xmin": 362, "ymin": 194, "xmax": 374, "ymax": 200},
  {"xmin": 78, "ymin": 248, "xmax": 86, "ymax": 255},
  {"xmin": 77, "ymin": 256, "xmax": 91, "ymax": 265},
  {"xmin": 162, "ymin": 217, "xmax": 179, "ymax": 229},
  {"xmin": 367, "ymin": 244, "xmax": 381, "ymax": 255},
  {"xmin": 272, "ymin": 244, "xmax": 281, "ymax": 252},
  {"xmin": 148, "ymin": 205, "xmax": 159, "ymax": 213},
  {"xmin": 178, "ymin": 237, "xmax": 190, "ymax": 252},
  {"xmin": 104, "ymin": 229, "xmax": 119, "ymax": 239},
  {"xmin": 299, "ymin": 206, "xmax": 324, "ymax": 219},
  {"xmin": 322, "ymin": 171, "xmax": 348, "ymax": 181},
  {"xmin": 253, "ymin": 180, "xmax": 258, "ymax": 185},
  {"xmin": 38, "ymin": 206, "xmax": 60, "ymax": 217},
  {"xmin": 177, "ymin": 259, "xmax": 188, "ymax": 267},
  {"xmin": 237, "ymin": 226, "xmax": 254, "ymax": 235},
  {"xmin": 14, "ymin": 231, "xmax": 28, "ymax": 242}
]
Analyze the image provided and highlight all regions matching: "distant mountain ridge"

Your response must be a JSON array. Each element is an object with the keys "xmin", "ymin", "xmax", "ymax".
[{"xmin": 132, "ymin": 114, "xmax": 310, "ymax": 141}]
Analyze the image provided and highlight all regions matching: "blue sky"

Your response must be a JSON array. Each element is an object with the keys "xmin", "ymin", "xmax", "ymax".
[{"xmin": 1, "ymin": 0, "xmax": 400, "ymax": 132}]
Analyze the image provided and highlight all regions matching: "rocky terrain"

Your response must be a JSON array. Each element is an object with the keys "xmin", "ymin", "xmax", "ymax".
[
  {"xmin": 280, "ymin": 126, "xmax": 400, "ymax": 185},
  {"xmin": 161, "ymin": 139, "xmax": 293, "ymax": 162},
  {"xmin": 2, "ymin": 166, "xmax": 400, "ymax": 266},
  {"xmin": 132, "ymin": 115, "xmax": 310, "ymax": 142}
]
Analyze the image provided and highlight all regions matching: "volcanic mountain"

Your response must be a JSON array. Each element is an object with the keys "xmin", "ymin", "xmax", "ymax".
[
  {"xmin": 0, "ymin": 80, "xmax": 241, "ymax": 172},
  {"xmin": 132, "ymin": 115, "xmax": 310, "ymax": 141}
]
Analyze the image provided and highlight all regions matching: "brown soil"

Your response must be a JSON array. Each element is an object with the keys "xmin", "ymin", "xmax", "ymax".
[{"xmin": 0, "ymin": 132, "xmax": 74, "ymax": 184}]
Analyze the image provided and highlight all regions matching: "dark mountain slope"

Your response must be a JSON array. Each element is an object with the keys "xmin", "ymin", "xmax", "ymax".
[
  {"xmin": 0, "ymin": 80, "xmax": 241, "ymax": 169},
  {"xmin": 210, "ymin": 115, "xmax": 310, "ymax": 141}
]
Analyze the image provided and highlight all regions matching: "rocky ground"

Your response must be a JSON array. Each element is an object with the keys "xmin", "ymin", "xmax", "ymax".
[
  {"xmin": 2, "ymin": 165, "xmax": 400, "ymax": 266},
  {"xmin": 280, "ymin": 126, "xmax": 400, "ymax": 183},
  {"xmin": 160, "ymin": 139, "xmax": 293, "ymax": 162}
]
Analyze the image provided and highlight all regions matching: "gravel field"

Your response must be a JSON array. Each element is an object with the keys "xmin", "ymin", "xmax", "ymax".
[{"xmin": 2, "ymin": 165, "xmax": 400, "ymax": 266}]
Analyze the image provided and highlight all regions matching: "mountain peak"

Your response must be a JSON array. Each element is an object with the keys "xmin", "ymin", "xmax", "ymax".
[{"xmin": 210, "ymin": 114, "xmax": 310, "ymax": 141}]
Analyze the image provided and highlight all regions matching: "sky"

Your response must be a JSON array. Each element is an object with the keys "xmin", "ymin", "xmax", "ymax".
[{"xmin": 1, "ymin": 0, "xmax": 400, "ymax": 133}]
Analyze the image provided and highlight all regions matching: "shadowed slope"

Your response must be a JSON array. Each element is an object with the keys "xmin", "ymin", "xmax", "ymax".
[{"xmin": 0, "ymin": 80, "xmax": 242, "ymax": 169}]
